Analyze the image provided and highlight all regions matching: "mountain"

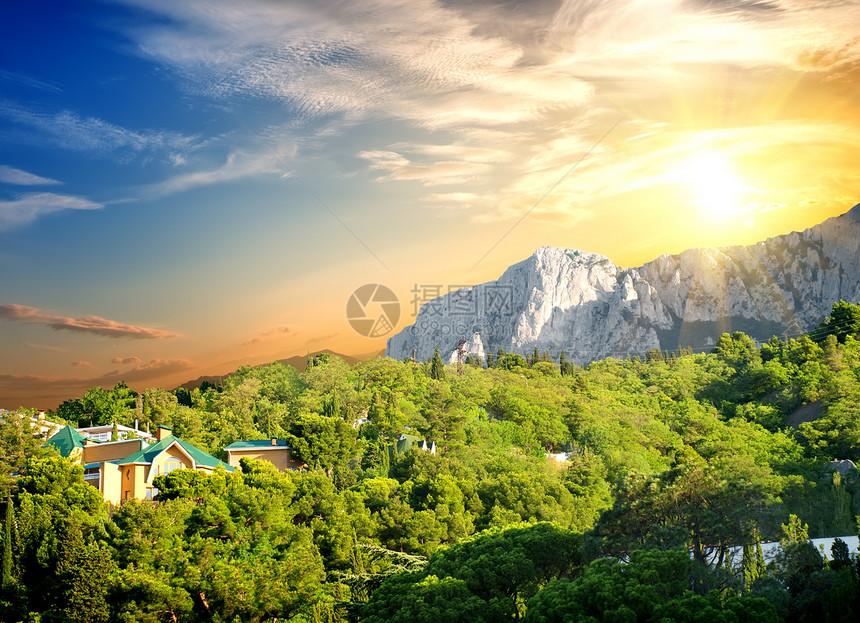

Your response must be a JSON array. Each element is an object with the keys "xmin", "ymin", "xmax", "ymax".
[
  {"xmin": 174, "ymin": 348, "xmax": 381, "ymax": 390},
  {"xmin": 387, "ymin": 204, "xmax": 860, "ymax": 365}
]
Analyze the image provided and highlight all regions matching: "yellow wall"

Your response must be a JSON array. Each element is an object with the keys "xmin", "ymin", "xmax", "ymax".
[
  {"xmin": 148, "ymin": 444, "xmax": 195, "ymax": 483},
  {"xmin": 227, "ymin": 448, "xmax": 303, "ymax": 471},
  {"xmin": 120, "ymin": 464, "xmax": 147, "ymax": 502},
  {"xmin": 100, "ymin": 463, "xmax": 123, "ymax": 505}
]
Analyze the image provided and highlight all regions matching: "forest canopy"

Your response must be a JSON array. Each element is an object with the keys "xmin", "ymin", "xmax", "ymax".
[{"xmin": 2, "ymin": 301, "xmax": 860, "ymax": 621}]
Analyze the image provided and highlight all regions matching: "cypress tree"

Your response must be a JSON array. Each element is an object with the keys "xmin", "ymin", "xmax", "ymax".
[
  {"xmin": 1, "ymin": 498, "xmax": 12, "ymax": 588},
  {"xmin": 430, "ymin": 346, "xmax": 445, "ymax": 380},
  {"xmin": 559, "ymin": 350, "xmax": 567, "ymax": 375},
  {"xmin": 486, "ymin": 352, "xmax": 494, "ymax": 368}
]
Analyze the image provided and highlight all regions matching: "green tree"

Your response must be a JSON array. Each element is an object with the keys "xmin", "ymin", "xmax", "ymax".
[
  {"xmin": 51, "ymin": 521, "xmax": 112, "ymax": 623},
  {"xmin": 743, "ymin": 539, "xmax": 767, "ymax": 592},
  {"xmin": 524, "ymin": 549, "xmax": 779, "ymax": 623},
  {"xmin": 812, "ymin": 300, "xmax": 860, "ymax": 344},
  {"xmin": 1, "ymin": 498, "xmax": 12, "ymax": 588},
  {"xmin": 287, "ymin": 413, "xmax": 358, "ymax": 476},
  {"xmin": 363, "ymin": 523, "xmax": 581, "ymax": 622},
  {"xmin": 430, "ymin": 346, "xmax": 446, "ymax": 381},
  {"xmin": 0, "ymin": 411, "xmax": 50, "ymax": 498}
]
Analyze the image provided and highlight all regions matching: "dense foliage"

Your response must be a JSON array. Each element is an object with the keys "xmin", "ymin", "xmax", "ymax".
[{"xmin": 2, "ymin": 302, "xmax": 860, "ymax": 621}]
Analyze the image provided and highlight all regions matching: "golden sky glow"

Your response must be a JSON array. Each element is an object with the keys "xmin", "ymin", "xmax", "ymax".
[{"xmin": 1, "ymin": 0, "xmax": 859, "ymax": 408}]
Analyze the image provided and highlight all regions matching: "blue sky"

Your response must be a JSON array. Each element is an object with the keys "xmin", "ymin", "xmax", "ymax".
[{"xmin": 1, "ymin": 0, "xmax": 859, "ymax": 408}]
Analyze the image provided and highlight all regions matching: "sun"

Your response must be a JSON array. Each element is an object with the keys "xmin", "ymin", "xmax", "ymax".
[{"xmin": 681, "ymin": 151, "xmax": 748, "ymax": 223}]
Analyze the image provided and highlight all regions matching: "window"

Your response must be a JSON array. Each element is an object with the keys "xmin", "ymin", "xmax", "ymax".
[
  {"xmin": 145, "ymin": 487, "xmax": 159, "ymax": 500},
  {"xmin": 161, "ymin": 458, "xmax": 184, "ymax": 475}
]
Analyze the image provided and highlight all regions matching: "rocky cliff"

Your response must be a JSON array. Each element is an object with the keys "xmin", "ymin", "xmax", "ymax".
[{"xmin": 386, "ymin": 203, "xmax": 860, "ymax": 365}]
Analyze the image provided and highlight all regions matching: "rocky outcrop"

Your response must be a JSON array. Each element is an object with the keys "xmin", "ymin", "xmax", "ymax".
[{"xmin": 387, "ymin": 204, "xmax": 860, "ymax": 365}]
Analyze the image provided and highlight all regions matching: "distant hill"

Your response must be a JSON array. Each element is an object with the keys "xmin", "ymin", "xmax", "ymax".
[{"xmin": 174, "ymin": 348, "xmax": 384, "ymax": 390}]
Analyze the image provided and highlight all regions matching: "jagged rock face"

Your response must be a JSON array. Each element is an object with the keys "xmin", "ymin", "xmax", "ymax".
[{"xmin": 387, "ymin": 204, "xmax": 860, "ymax": 365}]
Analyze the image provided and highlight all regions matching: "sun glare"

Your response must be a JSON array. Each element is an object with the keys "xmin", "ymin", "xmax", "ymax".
[{"xmin": 681, "ymin": 152, "xmax": 748, "ymax": 223}]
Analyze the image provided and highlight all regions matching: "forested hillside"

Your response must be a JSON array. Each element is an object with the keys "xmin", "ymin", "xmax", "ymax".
[{"xmin": 3, "ymin": 301, "xmax": 860, "ymax": 621}]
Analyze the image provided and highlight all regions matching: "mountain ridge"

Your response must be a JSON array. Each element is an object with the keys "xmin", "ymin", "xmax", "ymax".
[
  {"xmin": 174, "ymin": 348, "xmax": 383, "ymax": 390},
  {"xmin": 387, "ymin": 203, "xmax": 860, "ymax": 364}
]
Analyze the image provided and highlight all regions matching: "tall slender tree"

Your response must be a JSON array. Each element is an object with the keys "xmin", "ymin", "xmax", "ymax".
[
  {"xmin": 1, "ymin": 497, "xmax": 12, "ymax": 588},
  {"xmin": 430, "ymin": 346, "xmax": 446, "ymax": 381}
]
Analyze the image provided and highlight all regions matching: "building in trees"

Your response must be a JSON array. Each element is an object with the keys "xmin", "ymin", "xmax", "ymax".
[
  {"xmin": 75, "ymin": 423, "xmax": 155, "ymax": 443},
  {"xmin": 46, "ymin": 425, "xmax": 233, "ymax": 504},
  {"xmin": 387, "ymin": 432, "xmax": 437, "ymax": 462},
  {"xmin": 45, "ymin": 425, "xmax": 85, "ymax": 462},
  {"xmin": 114, "ymin": 426, "xmax": 234, "ymax": 502},
  {"xmin": 224, "ymin": 438, "xmax": 304, "ymax": 471}
]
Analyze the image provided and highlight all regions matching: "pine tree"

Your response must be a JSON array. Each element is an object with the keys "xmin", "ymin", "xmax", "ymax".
[
  {"xmin": 559, "ymin": 350, "xmax": 567, "ymax": 375},
  {"xmin": 486, "ymin": 352, "xmax": 494, "ymax": 368}
]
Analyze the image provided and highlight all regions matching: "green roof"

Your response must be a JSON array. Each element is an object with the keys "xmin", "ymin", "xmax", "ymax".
[
  {"xmin": 120, "ymin": 434, "xmax": 234, "ymax": 472},
  {"xmin": 394, "ymin": 434, "xmax": 424, "ymax": 454},
  {"xmin": 224, "ymin": 439, "xmax": 288, "ymax": 450},
  {"xmin": 388, "ymin": 434, "xmax": 435, "ymax": 461},
  {"xmin": 45, "ymin": 425, "xmax": 85, "ymax": 457}
]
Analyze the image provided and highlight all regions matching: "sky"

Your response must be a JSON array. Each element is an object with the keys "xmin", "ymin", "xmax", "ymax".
[{"xmin": 1, "ymin": 0, "xmax": 859, "ymax": 409}]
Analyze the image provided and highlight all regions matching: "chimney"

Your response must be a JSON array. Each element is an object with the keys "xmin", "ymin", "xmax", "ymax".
[
  {"xmin": 271, "ymin": 438, "xmax": 278, "ymax": 446},
  {"xmin": 134, "ymin": 418, "xmax": 139, "ymax": 431},
  {"xmin": 156, "ymin": 425, "xmax": 172, "ymax": 442}
]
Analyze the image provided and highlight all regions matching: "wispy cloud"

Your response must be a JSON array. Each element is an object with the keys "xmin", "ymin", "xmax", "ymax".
[
  {"xmin": 241, "ymin": 326, "xmax": 292, "ymax": 347},
  {"xmin": 0, "ymin": 192, "xmax": 102, "ymax": 230},
  {"xmin": 71, "ymin": 360, "xmax": 95, "ymax": 369},
  {"xmin": 96, "ymin": 0, "xmax": 860, "ymax": 221},
  {"xmin": 0, "ymin": 100, "xmax": 195, "ymax": 161},
  {"xmin": 0, "ymin": 304, "xmax": 180, "ymax": 339},
  {"xmin": 0, "ymin": 69, "xmax": 63, "ymax": 93},
  {"xmin": 142, "ymin": 147, "xmax": 286, "ymax": 198},
  {"xmin": 359, "ymin": 150, "xmax": 494, "ymax": 186},
  {"xmin": 111, "ymin": 356, "xmax": 143, "ymax": 365},
  {"xmin": 0, "ymin": 165, "xmax": 61, "ymax": 186},
  {"xmin": 303, "ymin": 331, "xmax": 340, "ymax": 346}
]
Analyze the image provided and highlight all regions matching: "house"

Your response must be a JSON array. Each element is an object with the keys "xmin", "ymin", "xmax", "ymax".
[
  {"xmin": 388, "ymin": 433, "xmax": 436, "ymax": 462},
  {"xmin": 45, "ymin": 424, "xmax": 85, "ymax": 462},
  {"xmin": 76, "ymin": 423, "xmax": 155, "ymax": 443},
  {"xmin": 114, "ymin": 426, "xmax": 234, "ymax": 502},
  {"xmin": 224, "ymin": 438, "xmax": 304, "ymax": 471},
  {"xmin": 46, "ymin": 424, "xmax": 233, "ymax": 503}
]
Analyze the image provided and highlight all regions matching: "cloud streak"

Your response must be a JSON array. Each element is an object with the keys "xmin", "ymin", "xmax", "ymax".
[
  {"xmin": 241, "ymin": 326, "xmax": 291, "ymax": 347},
  {"xmin": 95, "ymin": 0, "xmax": 860, "ymax": 225},
  {"xmin": 0, "ymin": 192, "xmax": 102, "ymax": 230},
  {"xmin": 0, "ymin": 100, "xmax": 195, "ymax": 161},
  {"xmin": 0, "ymin": 304, "xmax": 180, "ymax": 339},
  {"xmin": 111, "ymin": 356, "xmax": 143, "ymax": 365},
  {"xmin": 0, "ymin": 165, "xmax": 61, "ymax": 186}
]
